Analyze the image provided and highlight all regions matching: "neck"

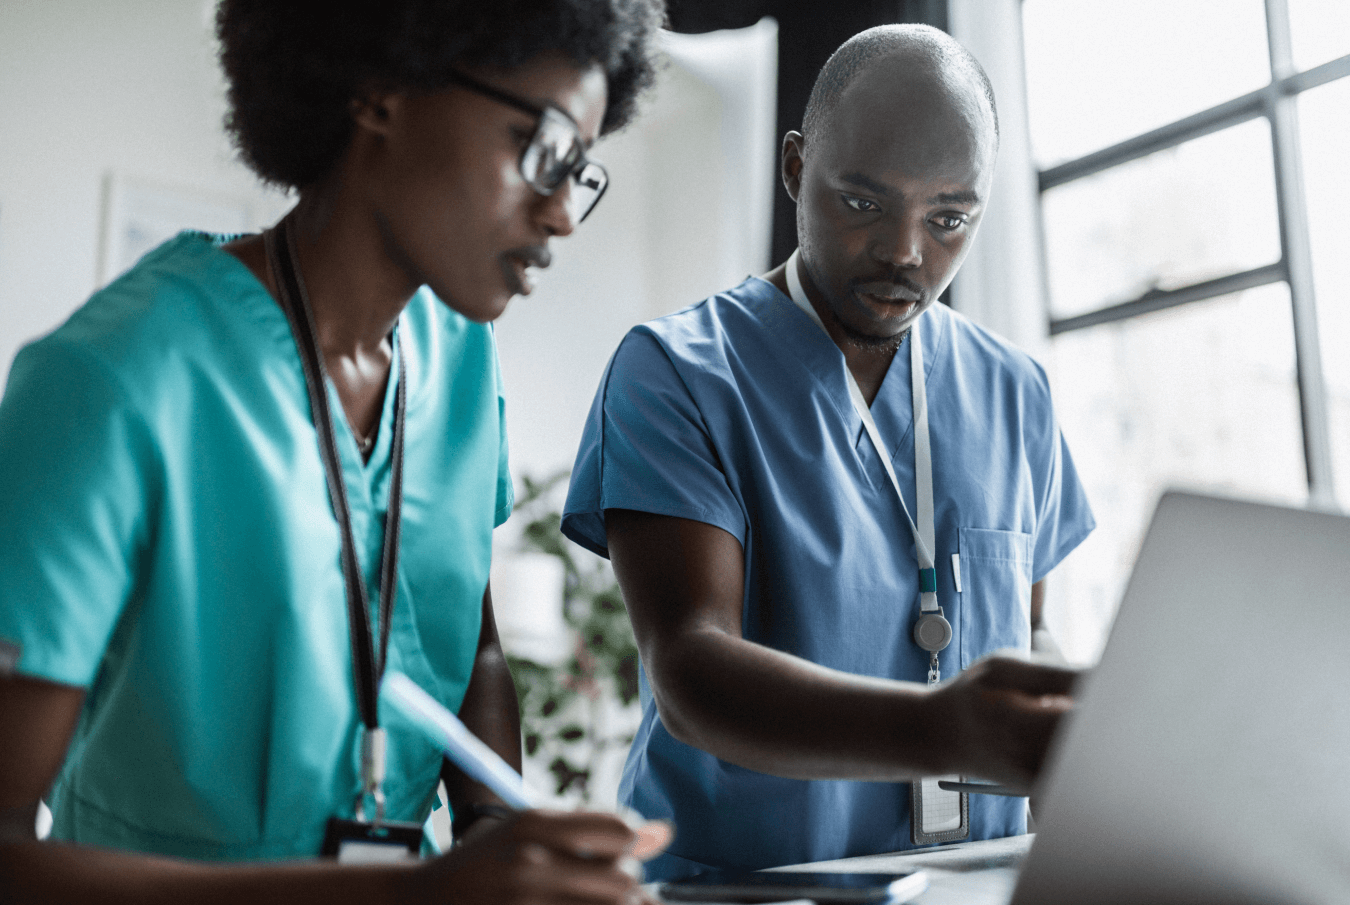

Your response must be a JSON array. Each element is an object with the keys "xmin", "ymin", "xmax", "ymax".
[
  {"xmin": 766, "ymin": 256, "xmax": 900, "ymax": 406},
  {"xmin": 285, "ymin": 186, "xmax": 420, "ymax": 360},
  {"xmin": 838, "ymin": 332, "xmax": 899, "ymax": 408}
]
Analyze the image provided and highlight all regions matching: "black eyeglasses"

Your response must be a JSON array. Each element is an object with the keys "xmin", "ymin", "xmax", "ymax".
[{"xmin": 446, "ymin": 70, "xmax": 609, "ymax": 224}]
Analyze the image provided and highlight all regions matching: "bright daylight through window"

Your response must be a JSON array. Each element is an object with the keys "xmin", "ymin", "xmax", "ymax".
[{"xmin": 1022, "ymin": 0, "xmax": 1350, "ymax": 661}]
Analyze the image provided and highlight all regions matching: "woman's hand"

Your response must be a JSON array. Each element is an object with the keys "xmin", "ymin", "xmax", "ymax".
[{"xmin": 412, "ymin": 809, "xmax": 672, "ymax": 905}]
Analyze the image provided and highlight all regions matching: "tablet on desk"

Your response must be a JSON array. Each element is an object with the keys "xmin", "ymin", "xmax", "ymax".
[{"xmin": 659, "ymin": 869, "xmax": 929, "ymax": 904}]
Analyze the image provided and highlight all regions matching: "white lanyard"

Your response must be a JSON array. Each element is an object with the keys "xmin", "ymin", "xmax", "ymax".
[
  {"xmin": 784, "ymin": 250, "xmax": 940, "ymax": 615},
  {"xmin": 785, "ymin": 252, "xmax": 967, "ymax": 838}
]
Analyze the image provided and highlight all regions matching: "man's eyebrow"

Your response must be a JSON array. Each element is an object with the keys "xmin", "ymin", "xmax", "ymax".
[
  {"xmin": 839, "ymin": 174, "xmax": 981, "ymax": 207},
  {"xmin": 928, "ymin": 189, "xmax": 981, "ymax": 206},
  {"xmin": 840, "ymin": 172, "xmax": 891, "ymax": 196}
]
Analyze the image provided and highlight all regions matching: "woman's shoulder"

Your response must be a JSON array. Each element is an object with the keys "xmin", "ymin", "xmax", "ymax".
[
  {"xmin": 400, "ymin": 287, "xmax": 502, "ymax": 388},
  {"xmin": 20, "ymin": 232, "xmax": 290, "ymax": 406},
  {"xmin": 55, "ymin": 232, "xmax": 262, "ymax": 337}
]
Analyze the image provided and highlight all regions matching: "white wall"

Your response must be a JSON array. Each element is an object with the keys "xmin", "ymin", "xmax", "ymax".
[
  {"xmin": 494, "ymin": 22, "xmax": 778, "ymax": 489},
  {"xmin": 948, "ymin": 0, "xmax": 1050, "ymax": 358},
  {"xmin": 0, "ymin": 0, "xmax": 291, "ymax": 376}
]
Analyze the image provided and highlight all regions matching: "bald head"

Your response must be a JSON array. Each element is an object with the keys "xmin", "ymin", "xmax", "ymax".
[
  {"xmin": 779, "ymin": 25, "xmax": 999, "ymax": 350},
  {"xmin": 801, "ymin": 24, "xmax": 998, "ymax": 151}
]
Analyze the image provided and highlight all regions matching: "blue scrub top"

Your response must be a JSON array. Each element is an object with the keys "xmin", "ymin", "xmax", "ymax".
[
  {"xmin": 563, "ymin": 277, "xmax": 1094, "ymax": 876},
  {"xmin": 0, "ymin": 232, "xmax": 513, "ymax": 859}
]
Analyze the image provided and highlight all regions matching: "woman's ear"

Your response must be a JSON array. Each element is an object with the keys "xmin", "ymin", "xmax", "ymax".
[{"xmin": 350, "ymin": 91, "xmax": 403, "ymax": 137}]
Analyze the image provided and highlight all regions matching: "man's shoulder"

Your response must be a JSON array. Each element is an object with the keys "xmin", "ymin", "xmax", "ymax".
[
  {"xmin": 630, "ymin": 277, "xmax": 780, "ymax": 351},
  {"xmin": 931, "ymin": 303, "xmax": 1051, "ymax": 394}
]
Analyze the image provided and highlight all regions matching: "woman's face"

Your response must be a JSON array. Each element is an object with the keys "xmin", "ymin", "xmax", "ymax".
[{"xmin": 360, "ymin": 53, "xmax": 608, "ymax": 323}]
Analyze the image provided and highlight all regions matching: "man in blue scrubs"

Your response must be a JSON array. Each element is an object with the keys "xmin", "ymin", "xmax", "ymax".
[{"xmin": 562, "ymin": 25, "xmax": 1095, "ymax": 878}]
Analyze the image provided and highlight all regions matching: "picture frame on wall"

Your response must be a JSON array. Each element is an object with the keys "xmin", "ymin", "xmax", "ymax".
[{"xmin": 98, "ymin": 173, "xmax": 253, "ymax": 288}]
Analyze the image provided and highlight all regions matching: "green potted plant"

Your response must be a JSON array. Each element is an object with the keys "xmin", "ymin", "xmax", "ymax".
[{"xmin": 503, "ymin": 472, "xmax": 642, "ymax": 805}]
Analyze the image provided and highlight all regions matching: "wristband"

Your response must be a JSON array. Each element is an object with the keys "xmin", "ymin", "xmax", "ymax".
[{"xmin": 451, "ymin": 802, "xmax": 515, "ymax": 841}]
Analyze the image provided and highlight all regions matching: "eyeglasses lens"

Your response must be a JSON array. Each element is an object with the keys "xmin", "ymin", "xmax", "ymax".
[
  {"xmin": 569, "ymin": 163, "xmax": 607, "ymax": 222},
  {"xmin": 520, "ymin": 109, "xmax": 608, "ymax": 222}
]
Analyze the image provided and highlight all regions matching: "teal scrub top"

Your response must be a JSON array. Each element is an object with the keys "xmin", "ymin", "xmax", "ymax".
[
  {"xmin": 0, "ymin": 232, "xmax": 513, "ymax": 859},
  {"xmin": 563, "ymin": 277, "xmax": 1094, "ymax": 877}
]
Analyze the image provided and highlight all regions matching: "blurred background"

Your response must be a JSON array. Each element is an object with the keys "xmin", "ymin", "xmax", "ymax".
[{"xmin": 1, "ymin": 0, "xmax": 1346, "ymax": 806}]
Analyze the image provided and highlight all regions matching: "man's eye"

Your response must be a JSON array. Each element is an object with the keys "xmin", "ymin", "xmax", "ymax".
[
  {"xmin": 933, "ymin": 215, "xmax": 966, "ymax": 231},
  {"xmin": 842, "ymin": 195, "xmax": 878, "ymax": 213}
]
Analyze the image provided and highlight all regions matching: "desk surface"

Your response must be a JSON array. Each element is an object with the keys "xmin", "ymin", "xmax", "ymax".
[{"xmin": 763, "ymin": 834, "xmax": 1031, "ymax": 905}]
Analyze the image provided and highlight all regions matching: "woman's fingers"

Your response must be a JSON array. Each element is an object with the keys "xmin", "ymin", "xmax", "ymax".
[
  {"xmin": 521, "ymin": 846, "xmax": 639, "ymax": 904},
  {"xmin": 425, "ymin": 810, "xmax": 647, "ymax": 905},
  {"xmin": 512, "ymin": 809, "xmax": 636, "ymax": 860},
  {"xmin": 511, "ymin": 809, "xmax": 672, "ymax": 863},
  {"xmin": 629, "ymin": 819, "xmax": 672, "ymax": 860}
]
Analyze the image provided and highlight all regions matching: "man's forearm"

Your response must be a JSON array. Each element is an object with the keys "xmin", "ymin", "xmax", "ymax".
[
  {"xmin": 647, "ymin": 626, "xmax": 946, "ymax": 782},
  {"xmin": 609, "ymin": 512, "xmax": 1072, "ymax": 789},
  {"xmin": 647, "ymin": 629, "xmax": 1073, "ymax": 789}
]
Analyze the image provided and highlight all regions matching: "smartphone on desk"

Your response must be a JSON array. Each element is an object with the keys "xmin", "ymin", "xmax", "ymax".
[{"xmin": 659, "ymin": 869, "xmax": 929, "ymax": 904}]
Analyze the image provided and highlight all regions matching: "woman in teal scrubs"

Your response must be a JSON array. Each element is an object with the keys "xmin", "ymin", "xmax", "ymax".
[{"xmin": 0, "ymin": 2, "xmax": 668, "ymax": 902}]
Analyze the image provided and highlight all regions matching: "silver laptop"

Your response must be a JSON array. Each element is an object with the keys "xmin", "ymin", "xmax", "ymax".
[{"xmin": 1012, "ymin": 491, "xmax": 1350, "ymax": 905}]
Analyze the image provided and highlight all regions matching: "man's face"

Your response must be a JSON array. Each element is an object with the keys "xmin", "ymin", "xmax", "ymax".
[
  {"xmin": 361, "ymin": 53, "xmax": 608, "ymax": 323},
  {"xmin": 785, "ymin": 61, "xmax": 996, "ymax": 347}
]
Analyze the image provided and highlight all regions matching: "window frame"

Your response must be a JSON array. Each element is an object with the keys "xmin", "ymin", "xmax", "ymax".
[{"xmin": 1033, "ymin": 0, "xmax": 1350, "ymax": 507}]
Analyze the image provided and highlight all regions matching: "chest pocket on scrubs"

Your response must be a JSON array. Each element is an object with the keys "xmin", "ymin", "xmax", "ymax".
[{"xmin": 957, "ymin": 527, "xmax": 1033, "ymax": 670}]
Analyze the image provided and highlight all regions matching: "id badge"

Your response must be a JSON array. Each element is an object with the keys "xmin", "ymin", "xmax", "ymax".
[
  {"xmin": 910, "ymin": 777, "xmax": 969, "ymax": 845},
  {"xmin": 321, "ymin": 817, "xmax": 423, "ymax": 864}
]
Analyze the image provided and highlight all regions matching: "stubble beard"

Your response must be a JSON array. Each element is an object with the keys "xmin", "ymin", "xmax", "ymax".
[{"xmin": 838, "ymin": 319, "xmax": 908, "ymax": 352}]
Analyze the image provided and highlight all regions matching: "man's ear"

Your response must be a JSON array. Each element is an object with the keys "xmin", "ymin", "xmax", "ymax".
[
  {"xmin": 350, "ymin": 91, "xmax": 403, "ymax": 137},
  {"xmin": 781, "ymin": 131, "xmax": 806, "ymax": 203}
]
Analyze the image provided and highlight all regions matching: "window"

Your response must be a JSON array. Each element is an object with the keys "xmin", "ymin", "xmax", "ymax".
[{"xmin": 1022, "ymin": 0, "xmax": 1350, "ymax": 661}]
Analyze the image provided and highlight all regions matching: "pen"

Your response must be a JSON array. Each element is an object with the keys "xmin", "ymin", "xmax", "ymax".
[
  {"xmin": 382, "ymin": 670, "xmax": 538, "ymax": 809},
  {"xmin": 384, "ymin": 669, "xmax": 674, "ymax": 863},
  {"xmin": 937, "ymin": 780, "xmax": 1026, "ymax": 797}
]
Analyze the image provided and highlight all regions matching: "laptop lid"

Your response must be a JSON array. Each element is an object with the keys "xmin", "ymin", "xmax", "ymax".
[{"xmin": 1012, "ymin": 491, "xmax": 1350, "ymax": 905}]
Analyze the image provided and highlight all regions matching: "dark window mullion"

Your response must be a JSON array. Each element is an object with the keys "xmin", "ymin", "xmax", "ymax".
[
  {"xmin": 1039, "ymin": 89, "xmax": 1266, "ymax": 192},
  {"xmin": 1047, "ymin": 264, "xmax": 1286, "ymax": 336},
  {"xmin": 1037, "ymin": 52, "xmax": 1350, "ymax": 194}
]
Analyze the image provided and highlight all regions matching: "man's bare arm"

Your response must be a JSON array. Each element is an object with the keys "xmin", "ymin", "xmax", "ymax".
[{"xmin": 606, "ymin": 509, "xmax": 1077, "ymax": 789}]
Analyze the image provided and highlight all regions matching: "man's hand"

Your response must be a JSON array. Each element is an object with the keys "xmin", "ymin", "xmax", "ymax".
[
  {"xmin": 413, "ymin": 809, "xmax": 672, "ymax": 905},
  {"xmin": 928, "ymin": 654, "xmax": 1080, "ymax": 792}
]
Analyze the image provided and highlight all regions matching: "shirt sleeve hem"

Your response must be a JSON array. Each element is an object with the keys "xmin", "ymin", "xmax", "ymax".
[
  {"xmin": 1031, "ymin": 516, "xmax": 1097, "ymax": 585},
  {"xmin": 7, "ymin": 655, "xmax": 94, "ymax": 690},
  {"xmin": 563, "ymin": 499, "xmax": 746, "ymax": 561}
]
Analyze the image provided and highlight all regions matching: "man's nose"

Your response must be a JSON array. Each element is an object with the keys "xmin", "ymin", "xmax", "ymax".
[{"xmin": 875, "ymin": 216, "xmax": 924, "ymax": 269}]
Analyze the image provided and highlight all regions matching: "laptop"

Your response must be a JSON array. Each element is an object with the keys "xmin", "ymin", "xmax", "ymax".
[{"xmin": 1011, "ymin": 490, "xmax": 1350, "ymax": 905}]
